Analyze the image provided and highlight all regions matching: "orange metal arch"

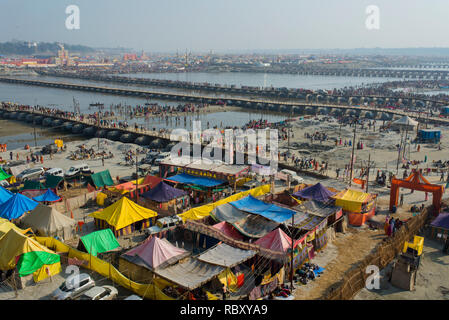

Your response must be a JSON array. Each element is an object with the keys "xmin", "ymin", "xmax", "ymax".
[{"xmin": 390, "ymin": 170, "xmax": 444, "ymax": 214}]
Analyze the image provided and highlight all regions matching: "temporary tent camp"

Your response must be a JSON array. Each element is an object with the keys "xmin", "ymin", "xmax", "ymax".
[
  {"xmin": 0, "ymin": 193, "xmax": 38, "ymax": 220},
  {"xmin": 230, "ymin": 195, "xmax": 296, "ymax": 223},
  {"xmin": 90, "ymin": 170, "xmax": 115, "ymax": 189},
  {"xmin": 212, "ymin": 221, "xmax": 245, "ymax": 241},
  {"xmin": 119, "ymin": 236, "xmax": 189, "ymax": 283},
  {"xmin": 254, "ymin": 228, "xmax": 298, "ymax": 253},
  {"xmin": 20, "ymin": 204, "xmax": 76, "ymax": 240},
  {"xmin": 197, "ymin": 243, "xmax": 256, "ymax": 268},
  {"xmin": 166, "ymin": 173, "xmax": 226, "ymax": 188},
  {"xmin": 122, "ymin": 236, "xmax": 189, "ymax": 270},
  {"xmin": 0, "ymin": 186, "xmax": 13, "ymax": 205},
  {"xmin": 89, "ymin": 196, "xmax": 158, "ymax": 236},
  {"xmin": 141, "ymin": 182, "xmax": 189, "ymax": 216},
  {"xmin": 293, "ymin": 183, "xmax": 336, "ymax": 203},
  {"xmin": 391, "ymin": 116, "xmax": 418, "ymax": 131},
  {"xmin": 0, "ymin": 217, "xmax": 28, "ymax": 239},
  {"xmin": 78, "ymin": 229, "xmax": 120, "ymax": 256},
  {"xmin": 32, "ymin": 188, "xmax": 61, "ymax": 203},
  {"xmin": 0, "ymin": 228, "xmax": 61, "ymax": 281},
  {"xmin": 333, "ymin": 189, "xmax": 377, "ymax": 226},
  {"xmin": 210, "ymin": 202, "xmax": 279, "ymax": 238}
]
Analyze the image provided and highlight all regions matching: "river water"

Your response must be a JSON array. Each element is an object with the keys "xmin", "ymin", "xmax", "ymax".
[{"xmin": 0, "ymin": 71, "xmax": 427, "ymax": 147}]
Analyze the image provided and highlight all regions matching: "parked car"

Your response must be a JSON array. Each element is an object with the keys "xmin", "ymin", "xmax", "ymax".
[
  {"xmin": 141, "ymin": 151, "xmax": 159, "ymax": 165},
  {"xmin": 279, "ymin": 169, "xmax": 304, "ymax": 185},
  {"xmin": 41, "ymin": 143, "xmax": 59, "ymax": 155},
  {"xmin": 124, "ymin": 294, "xmax": 143, "ymax": 300},
  {"xmin": 16, "ymin": 167, "xmax": 45, "ymax": 181},
  {"xmin": 51, "ymin": 273, "xmax": 95, "ymax": 300},
  {"xmin": 153, "ymin": 152, "xmax": 171, "ymax": 165},
  {"xmin": 64, "ymin": 164, "xmax": 91, "ymax": 178},
  {"xmin": 0, "ymin": 180, "xmax": 9, "ymax": 187},
  {"xmin": 44, "ymin": 167, "xmax": 64, "ymax": 177},
  {"xmin": 77, "ymin": 285, "xmax": 118, "ymax": 300}
]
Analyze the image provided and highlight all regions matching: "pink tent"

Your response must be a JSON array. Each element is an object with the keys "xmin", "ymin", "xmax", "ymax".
[
  {"xmin": 254, "ymin": 228, "xmax": 300, "ymax": 253},
  {"xmin": 212, "ymin": 221, "xmax": 245, "ymax": 241},
  {"xmin": 123, "ymin": 236, "xmax": 189, "ymax": 269}
]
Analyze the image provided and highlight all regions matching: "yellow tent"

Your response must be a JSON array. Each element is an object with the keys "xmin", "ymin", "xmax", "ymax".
[
  {"xmin": 333, "ymin": 189, "xmax": 371, "ymax": 212},
  {"xmin": 0, "ymin": 218, "xmax": 28, "ymax": 239},
  {"xmin": 0, "ymin": 228, "xmax": 61, "ymax": 282},
  {"xmin": 89, "ymin": 196, "xmax": 157, "ymax": 230}
]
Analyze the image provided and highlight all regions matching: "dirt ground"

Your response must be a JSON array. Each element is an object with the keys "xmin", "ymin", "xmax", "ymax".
[
  {"xmin": 293, "ymin": 225, "xmax": 385, "ymax": 300},
  {"xmin": 354, "ymin": 237, "xmax": 449, "ymax": 300}
]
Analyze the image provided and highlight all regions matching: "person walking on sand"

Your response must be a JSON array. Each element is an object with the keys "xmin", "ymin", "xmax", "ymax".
[
  {"xmin": 400, "ymin": 194, "xmax": 404, "ymax": 206},
  {"xmin": 16, "ymin": 153, "xmax": 19, "ymax": 161},
  {"xmin": 9, "ymin": 152, "xmax": 12, "ymax": 160},
  {"xmin": 40, "ymin": 155, "xmax": 43, "ymax": 164},
  {"xmin": 384, "ymin": 215, "xmax": 390, "ymax": 236}
]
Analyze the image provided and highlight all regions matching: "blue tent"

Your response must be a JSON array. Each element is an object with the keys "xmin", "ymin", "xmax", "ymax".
[
  {"xmin": 293, "ymin": 183, "xmax": 336, "ymax": 203},
  {"xmin": 166, "ymin": 173, "xmax": 226, "ymax": 188},
  {"xmin": 230, "ymin": 195, "xmax": 296, "ymax": 223},
  {"xmin": 0, "ymin": 186, "xmax": 13, "ymax": 205},
  {"xmin": 32, "ymin": 188, "xmax": 61, "ymax": 203},
  {"xmin": 0, "ymin": 193, "xmax": 38, "ymax": 220},
  {"xmin": 141, "ymin": 182, "xmax": 187, "ymax": 203}
]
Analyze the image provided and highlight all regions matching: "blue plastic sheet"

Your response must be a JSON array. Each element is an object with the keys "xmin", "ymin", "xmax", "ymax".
[
  {"xmin": 230, "ymin": 195, "xmax": 295, "ymax": 223},
  {"xmin": 166, "ymin": 173, "xmax": 225, "ymax": 187}
]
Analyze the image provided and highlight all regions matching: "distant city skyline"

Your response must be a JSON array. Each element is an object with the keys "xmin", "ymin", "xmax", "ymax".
[{"xmin": 1, "ymin": 0, "xmax": 449, "ymax": 53}]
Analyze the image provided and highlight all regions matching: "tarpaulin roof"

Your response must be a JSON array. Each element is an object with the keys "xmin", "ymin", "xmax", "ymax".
[
  {"xmin": 430, "ymin": 212, "xmax": 449, "ymax": 230},
  {"xmin": 10, "ymin": 164, "xmax": 30, "ymax": 177},
  {"xmin": 285, "ymin": 211, "xmax": 326, "ymax": 231},
  {"xmin": 141, "ymin": 182, "xmax": 187, "ymax": 202},
  {"xmin": 230, "ymin": 195, "xmax": 296, "ymax": 223},
  {"xmin": 0, "ymin": 193, "xmax": 38, "ymax": 220},
  {"xmin": 20, "ymin": 204, "xmax": 76, "ymax": 237},
  {"xmin": 212, "ymin": 221, "xmax": 245, "ymax": 241},
  {"xmin": 333, "ymin": 189, "xmax": 373, "ymax": 212},
  {"xmin": 393, "ymin": 115, "xmax": 418, "ymax": 126},
  {"xmin": 22, "ymin": 180, "xmax": 46, "ymax": 191},
  {"xmin": 90, "ymin": 170, "xmax": 114, "ymax": 188},
  {"xmin": 210, "ymin": 203, "xmax": 278, "ymax": 238},
  {"xmin": 153, "ymin": 257, "xmax": 224, "ymax": 290},
  {"xmin": 0, "ymin": 228, "xmax": 59, "ymax": 275},
  {"xmin": 45, "ymin": 175, "xmax": 64, "ymax": 189},
  {"xmin": 0, "ymin": 217, "xmax": 27, "ymax": 239},
  {"xmin": 143, "ymin": 175, "xmax": 163, "ymax": 189},
  {"xmin": 89, "ymin": 196, "xmax": 157, "ymax": 230},
  {"xmin": 0, "ymin": 186, "xmax": 13, "ymax": 205},
  {"xmin": 80, "ymin": 229, "xmax": 120, "ymax": 257},
  {"xmin": 196, "ymin": 243, "xmax": 256, "ymax": 268},
  {"xmin": 122, "ymin": 236, "xmax": 189, "ymax": 270},
  {"xmin": 293, "ymin": 183, "xmax": 336, "ymax": 202},
  {"xmin": 166, "ymin": 173, "xmax": 226, "ymax": 187},
  {"xmin": 32, "ymin": 189, "xmax": 61, "ymax": 202},
  {"xmin": 0, "ymin": 168, "xmax": 11, "ymax": 181},
  {"xmin": 254, "ymin": 228, "xmax": 296, "ymax": 253},
  {"xmin": 295, "ymin": 200, "xmax": 342, "ymax": 218}
]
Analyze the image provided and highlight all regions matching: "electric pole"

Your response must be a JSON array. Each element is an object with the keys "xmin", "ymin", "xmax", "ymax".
[
  {"xmin": 349, "ymin": 118, "xmax": 357, "ymax": 187},
  {"xmin": 135, "ymin": 150, "xmax": 139, "ymax": 203}
]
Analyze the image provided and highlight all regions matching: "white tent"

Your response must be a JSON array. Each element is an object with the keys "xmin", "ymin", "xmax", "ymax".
[
  {"xmin": 391, "ymin": 116, "xmax": 418, "ymax": 131},
  {"xmin": 20, "ymin": 204, "xmax": 77, "ymax": 240}
]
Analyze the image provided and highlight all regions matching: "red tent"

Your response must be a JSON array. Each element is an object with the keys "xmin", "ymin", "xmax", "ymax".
[
  {"xmin": 212, "ymin": 221, "xmax": 245, "ymax": 241},
  {"xmin": 254, "ymin": 228, "xmax": 301, "ymax": 253}
]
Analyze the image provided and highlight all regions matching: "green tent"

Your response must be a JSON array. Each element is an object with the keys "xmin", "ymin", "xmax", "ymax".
[
  {"xmin": 0, "ymin": 168, "xmax": 11, "ymax": 181},
  {"xmin": 45, "ymin": 175, "xmax": 64, "ymax": 189},
  {"xmin": 22, "ymin": 180, "xmax": 46, "ymax": 190},
  {"xmin": 16, "ymin": 251, "xmax": 60, "ymax": 277},
  {"xmin": 90, "ymin": 170, "xmax": 114, "ymax": 189},
  {"xmin": 78, "ymin": 229, "xmax": 120, "ymax": 256}
]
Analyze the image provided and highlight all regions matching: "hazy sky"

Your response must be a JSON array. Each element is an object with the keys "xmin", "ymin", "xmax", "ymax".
[{"xmin": 1, "ymin": 0, "xmax": 448, "ymax": 52}]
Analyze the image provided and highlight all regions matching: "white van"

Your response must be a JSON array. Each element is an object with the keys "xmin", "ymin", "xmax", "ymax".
[
  {"xmin": 45, "ymin": 168, "xmax": 64, "ymax": 177},
  {"xmin": 65, "ymin": 164, "xmax": 91, "ymax": 178},
  {"xmin": 279, "ymin": 169, "xmax": 304, "ymax": 184}
]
